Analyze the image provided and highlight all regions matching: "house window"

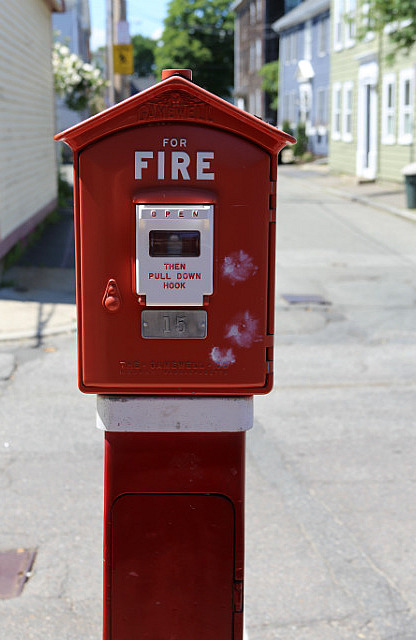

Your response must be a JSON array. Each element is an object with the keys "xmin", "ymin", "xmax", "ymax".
[
  {"xmin": 342, "ymin": 82, "xmax": 353, "ymax": 141},
  {"xmin": 249, "ymin": 42, "xmax": 255, "ymax": 72},
  {"xmin": 290, "ymin": 30, "xmax": 298, "ymax": 63},
  {"xmin": 332, "ymin": 83, "xmax": 342, "ymax": 139},
  {"xmin": 288, "ymin": 91, "xmax": 296, "ymax": 126},
  {"xmin": 256, "ymin": 38, "xmax": 262, "ymax": 70},
  {"xmin": 250, "ymin": 0, "xmax": 256, "ymax": 24},
  {"xmin": 249, "ymin": 92, "xmax": 256, "ymax": 114},
  {"xmin": 318, "ymin": 17, "xmax": 328, "ymax": 56},
  {"xmin": 256, "ymin": 0, "xmax": 262, "ymax": 22},
  {"xmin": 345, "ymin": 0, "xmax": 356, "ymax": 47},
  {"xmin": 283, "ymin": 34, "xmax": 290, "ymax": 65},
  {"xmin": 304, "ymin": 20, "xmax": 312, "ymax": 61},
  {"xmin": 299, "ymin": 84, "xmax": 312, "ymax": 127},
  {"xmin": 283, "ymin": 93, "xmax": 290, "ymax": 122},
  {"xmin": 361, "ymin": 3, "xmax": 375, "ymax": 41},
  {"xmin": 316, "ymin": 87, "xmax": 328, "ymax": 125},
  {"xmin": 241, "ymin": 49, "xmax": 249, "ymax": 78},
  {"xmin": 382, "ymin": 73, "xmax": 396, "ymax": 144},
  {"xmin": 334, "ymin": 0, "xmax": 343, "ymax": 51},
  {"xmin": 255, "ymin": 89, "xmax": 262, "ymax": 116},
  {"xmin": 399, "ymin": 69, "xmax": 414, "ymax": 144}
]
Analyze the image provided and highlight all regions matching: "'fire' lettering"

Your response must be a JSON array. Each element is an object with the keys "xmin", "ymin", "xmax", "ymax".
[{"xmin": 135, "ymin": 150, "xmax": 215, "ymax": 181}]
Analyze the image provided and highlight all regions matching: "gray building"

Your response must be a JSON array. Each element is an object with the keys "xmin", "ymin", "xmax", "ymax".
[
  {"xmin": 273, "ymin": 0, "xmax": 331, "ymax": 155},
  {"xmin": 232, "ymin": 0, "xmax": 285, "ymax": 122}
]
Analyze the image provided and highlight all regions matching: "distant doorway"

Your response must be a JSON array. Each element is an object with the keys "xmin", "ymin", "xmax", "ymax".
[{"xmin": 357, "ymin": 61, "xmax": 378, "ymax": 180}]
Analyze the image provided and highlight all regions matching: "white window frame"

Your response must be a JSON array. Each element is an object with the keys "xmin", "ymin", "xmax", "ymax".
[
  {"xmin": 382, "ymin": 73, "xmax": 396, "ymax": 145},
  {"xmin": 344, "ymin": 0, "xmax": 356, "ymax": 47},
  {"xmin": 318, "ymin": 17, "xmax": 328, "ymax": 56},
  {"xmin": 256, "ymin": 38, "xmax": 262, "ymax": 70},
  {"xmin": 399, "ymin": 69, "xmax": 414, "ymax": 145},
  {"xmin": 361, "ymin": 3, "xmax": 375, "ymax": 41},
  {"xmin": 385, "ymin": 18, "xmax": 411, "ymax": 35},
  {"xmin": 334, "ymin": 0, "xmax": 343, "ymax": 51},
  {"xmin": 304, "ymin": 20, "xmax": 312, "ymax": 61},
  {"xmin": 342, "ymin": 82, "xmax": 353, "ymax": 141},
  {"xmin": 332, "ymin": 82, "xmax": 342, "ymax": 140}
]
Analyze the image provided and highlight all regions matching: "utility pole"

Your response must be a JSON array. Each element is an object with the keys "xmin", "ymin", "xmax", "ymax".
[
  {"xmin": 106, "ymin": 0, "xmax": 130, "ymax": 106},
  {"xmin": 106, "ymin": 0, "xmax": 115, "ymax": 106}
]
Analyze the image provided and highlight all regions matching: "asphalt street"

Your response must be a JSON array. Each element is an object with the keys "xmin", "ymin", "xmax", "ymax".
[{"xmin": 0, "ymin": 165, "xmax": 415, "ymax": 639}]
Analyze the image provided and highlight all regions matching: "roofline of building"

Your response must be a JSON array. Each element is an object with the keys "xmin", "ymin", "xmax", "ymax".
[
  {"xmin": 272, "ymin": 0, "xmax": 330, "ymax": 33},
  {"xmin": 45, "ymin": 0, "xmax": 66, "ymax": 12},
  {"xmin": 231, "ymin": 0, "xmax": 247, "ymax": 12}
]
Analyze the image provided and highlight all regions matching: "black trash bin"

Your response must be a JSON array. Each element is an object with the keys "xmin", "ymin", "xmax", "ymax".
[{"xmin": 402, "ymin": 163, "xmax": 416, "ymax": 209}]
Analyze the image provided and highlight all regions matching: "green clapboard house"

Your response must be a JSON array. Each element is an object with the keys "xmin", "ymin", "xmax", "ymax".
[{"xmin": 329, "ymin": 1, "xmax": 415, "ymax": 182}]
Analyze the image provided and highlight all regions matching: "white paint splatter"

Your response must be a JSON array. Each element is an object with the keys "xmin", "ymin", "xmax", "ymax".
[
  {"xmin": 226, "ymin": 311, "xmax": 259, "ymax": 348},
  {"xmin": 222, "ymin": 250, "xmax": 258, "ymax": 284},
  {"xmin": 210, "ymin": 347, "xmax": 236, "ymax": 367}
]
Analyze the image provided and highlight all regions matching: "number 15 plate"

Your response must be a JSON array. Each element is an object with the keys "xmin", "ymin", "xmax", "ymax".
[{"xmin": 141, "ymin": 310, "xmax": 207, "ymax": 339}]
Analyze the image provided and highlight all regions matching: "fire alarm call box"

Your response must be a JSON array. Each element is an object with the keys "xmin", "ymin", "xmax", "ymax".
[{"xmin": 55, "ymin": 71, "xmax": 294, "ymax": 395}]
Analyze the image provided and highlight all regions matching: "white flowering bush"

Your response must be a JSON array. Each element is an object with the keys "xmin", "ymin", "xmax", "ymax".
[{"xmin": 52, "ymin": 41, "xmax": 107, "ymax": 113}]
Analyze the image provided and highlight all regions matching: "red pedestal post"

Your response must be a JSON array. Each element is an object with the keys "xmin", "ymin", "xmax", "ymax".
[{"xmin": 102, "ymin": 424, "xmax": 247, "ymax": 640}]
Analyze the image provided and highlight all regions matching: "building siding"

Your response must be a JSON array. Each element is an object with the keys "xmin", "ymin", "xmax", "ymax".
[
  {"xmin": 233, "ymin": 0, "xmax": 285, "ymax": 121},
  {"xmin": 377, "ymin": 49, "xmax": 416, "ymax": 181},
  {"xmin": 329, "ymin": 2, "xmax": 416, "ymax": 182},
  {"xmin": 328, "ymin": 43, "xmax": 358, "ymax": 174},
  {"xmin": 0, "ymin": 0, "xmax": 58, "ymax": 258},
  {"xmin": 276, "ymin": 2, "xmax": 330, "ymax": 155}
]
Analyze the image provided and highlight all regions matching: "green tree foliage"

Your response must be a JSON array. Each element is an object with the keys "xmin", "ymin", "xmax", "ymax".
[
  {"xmin": 282, "ymin": 119, "xmax": 294, "ymax": 137},
  {"xmin": 258, "ymin": 60, "xmax": 279, "ymax": 111},
  {"xmin": 155, "ymin": 0, "xmax": 234, "ymax": 97},
  {"xmin": 358, "ymin": 0, "xmax": 416, "ymax": 61},
  {"xmin": 132, "ymin": 34, "xmax": 156, "ymax": 76},
  {"xmin": 293, "ymin": 122, "xmax": 308, "ymax": 157}
]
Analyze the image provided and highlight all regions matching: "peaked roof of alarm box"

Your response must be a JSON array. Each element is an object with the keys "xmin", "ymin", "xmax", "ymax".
[{"xmin": 55, "ymin": 73, "xmax": 295, "ymax": 154}]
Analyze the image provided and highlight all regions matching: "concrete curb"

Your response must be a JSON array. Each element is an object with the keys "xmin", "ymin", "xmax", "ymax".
[
  {"xmin": 0, "ymin": 266, "xmax": 76, "ymax": 343},
  {"xmin": 0, "ymin": 322, "xmax": 76, "ymax": 343},
  {"xmin": 327, "ymin": 187, "xmax": 416, "ymax": 223},
  {"xmin": 292, "ymin": 163, "xmax": 416, "ymax": 223},
  {"xmin": 0, "ymin": 294, "xmax": 76, "ymax": 343}
]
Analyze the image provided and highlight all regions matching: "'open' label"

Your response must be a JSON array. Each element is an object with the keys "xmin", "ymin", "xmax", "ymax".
[{"xmin": 136, "ymin": 204, "xmax": 214, "ymax": 306}]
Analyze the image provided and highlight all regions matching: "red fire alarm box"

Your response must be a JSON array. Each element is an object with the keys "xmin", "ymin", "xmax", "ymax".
[
  {"xmin": 56, "ymin": 70, "xmax": 295, "ymax": 640},
  {"xmin": 55, "ymin": 71, "xmax": 294, "ymax": 395}
]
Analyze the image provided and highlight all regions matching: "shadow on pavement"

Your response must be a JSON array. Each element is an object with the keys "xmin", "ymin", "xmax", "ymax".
[{"xmin": 0, "ymin": 208, "xmax": 76, "ymax": 306}]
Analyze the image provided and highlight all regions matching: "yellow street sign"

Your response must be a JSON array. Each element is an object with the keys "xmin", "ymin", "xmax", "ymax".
[{"xmin": 113, "ymin": 44, "xmax": 134, "ymax": 75}]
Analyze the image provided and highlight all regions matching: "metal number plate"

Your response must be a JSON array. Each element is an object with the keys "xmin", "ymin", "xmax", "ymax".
[{"xmin": 141, "ymin": 310, "xmax": 207, "ymax": 339}]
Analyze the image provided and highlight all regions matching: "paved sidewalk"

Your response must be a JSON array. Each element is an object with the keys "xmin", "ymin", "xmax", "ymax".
[
  {"xmin": 292, "ymin": 162, "xmax": 416, "ymax": 221},
  {"xmin": 0, "ymin": 267, "xmax": 76, "ymax": 342},
  {"xmin": 0, "ymin": 163, "xmax": 414, "ymax": 344},
  {"xmin": 0, "ymin": 200, "xmax": 76, "ymax": 343}
]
